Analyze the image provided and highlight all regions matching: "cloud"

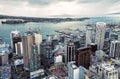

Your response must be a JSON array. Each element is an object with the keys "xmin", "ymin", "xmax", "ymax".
[
  {"xmin": 28, "ymin": 0, "xmax": 75, "ymax": 5},
  {"xmin": 0, "ymin": 0, "xmax": 120, "ymax": 17},
  {"xmin": 107, "ymin": 1, "xmax": 120, "ymax": 13},
  {"xmin": 0, "ymin": 0, "xmax": 75, "ymax": 5},
  {"xmin": 77, "ymin": 0, "xmax": 119, "ymax": 3}
]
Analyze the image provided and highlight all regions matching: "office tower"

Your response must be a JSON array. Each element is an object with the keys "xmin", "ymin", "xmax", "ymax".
[
  {"xmin": 22, "ymin": 31, "xmax": 34, "ymax": 70},
  {"xmin": 15, "ymin": 42, "xmax": 23, "ymax": 56},
  {"xmin": 65, "ymin": 40, "xmax": 75, "ymax": 63},
  {"xmin": 79, "ymin": 66, "xmax": 90, "ymax": 79},
  {"xmin": 110, "ymin": 41, "xmax": 120, "ymax": 59},
  {"xmin": 105, "ymin": 28, "xmax": 111, "ymax": 40},
  {"xmin": 95, "ymin": 22, "xmax": 106, "ymax": 50},
  {"xmin": 76, "ymin": 47, "xmax": 92, "ymax": 69},
  {"xmin": 0, "ymin": 43, "xmax": 11, "ymax": 79},
  {"xmin": 34, "ymin": 32, "xmax": 42, "ymax": 55},
  {"xmin": 22, "ymin": 31, "xmax": 42, "ymax": 69},
  {"xmin": 67, "ymin": 62, "xmax": 79, "ymax": 79},
  {"xmin": 110, "ymin": 33, "xmax": 118, "ymax": 41},
  {"xmin": 0, "ymin": 52, "xmax": 9, "ymax": 66},
  {"xmin": 0, "ymin": 43, "xmax": 9, "ymax": 66},
  {"xmin": 46, "ymin": 35, "xmax": 58, "ymax": 50},
  {"xmin": 51, "ymin": 39, "xmax": 59, "ymax": 50},
  {"xmin": 90, "ymin": 43, "xmax": 97, "ymax": 55},
  {"xmin": 40, "ymin": 41, "xmax": 53, "ymax": 68},
  {"xmin": 30, "ymin": 43, "xmax": 40, "ymax": 72},
  {"xmin": 86, "ymin": 26, "xmax": 95, "ymax": 47},
  {"xmin": 40, "ymin": 41, "xmax": 52, "ymax": 59},
  {"xmin": 59, "ymin": 34, "xmax": 65, "ymax": 43},
  {"xmin": 10, "ymin": 30, "xmax": 21, "ymax": 52}
]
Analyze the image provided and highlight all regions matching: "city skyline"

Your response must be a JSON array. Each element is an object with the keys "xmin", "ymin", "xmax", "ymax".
[
  {"xmin": 0, "ymin": 0, "xmax": 120, "ymax": 17},
  {"xmin": 0, "ymin": 0, "xmax": 120, "ymax": 78}
]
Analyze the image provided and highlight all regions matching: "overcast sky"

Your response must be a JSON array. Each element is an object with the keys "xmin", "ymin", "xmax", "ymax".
[{"xmin": 0, "ymin": 0, "xmax": 120, "ymax": 17}]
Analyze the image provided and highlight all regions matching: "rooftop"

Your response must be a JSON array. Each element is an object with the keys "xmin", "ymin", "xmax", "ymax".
[
  {"xmin": 11, "ymin": 30, "xmax": 20, "ymax": 34},
  {"xmin": 96, "ymin": 22, "xmax": 106, "ymax": 26},
  {"xmin": 49, "ymin": 63, "xmax": 68, "ymax": 79}
]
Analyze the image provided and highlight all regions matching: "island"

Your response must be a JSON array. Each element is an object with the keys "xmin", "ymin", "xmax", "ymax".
[{"xmin": 0, "ymin": 14, "xmax": 90, "ymax": 24}]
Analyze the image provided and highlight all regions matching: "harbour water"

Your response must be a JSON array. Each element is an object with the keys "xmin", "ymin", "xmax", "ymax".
[{"xmin": 0, "ymin": 16, "xmax": 120, "ymax": 44}]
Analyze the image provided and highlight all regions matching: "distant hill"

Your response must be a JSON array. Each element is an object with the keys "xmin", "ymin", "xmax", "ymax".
[
  {"xmin": 51, "ymin": 14, "xmax": 76, "ymax": 18},
  {"xmin": 0, "ymin": 14, "xmax": 90, "ymax": 23},
  {"xmin": 109, "ymin": 12, "xmax": 120, "ymax": 15}
]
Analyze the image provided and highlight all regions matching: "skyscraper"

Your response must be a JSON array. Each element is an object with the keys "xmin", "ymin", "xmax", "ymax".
[
  {"xmin": 105, "ymin": 28, "xmax": 111, "ymax": 40},
  {"xmin": 86, "ymin": 26, "xmax": 95, "ymax": 47},
  {"xmin": 30, "ymin": 43, "xmax": 40, "ymax": 72},
  {"xmin": 110, "ymin": 40, "xmax": 120, "ymax": 59},
  {"xmin": 65, "ymin": 40, "xmax": 75, "ymax": 63},
  {"xmin": 15, "ymin": 42, "xmax": 23, "ymax": 56},
  {"xmin": 75, "ymin": 47, "xmax": 92, "ymax": 69},
  {"xmin": 90, "ymin": 43, "xmax": 97, "ymax": 55},
  {"xmin": 40, "ymin": 41, "xmax": 52, "ymax": 59},
  {"xmin": 34, "ymin": 32, "xmax": 42, "ymax": 55},
  {"xmin": 95, "ymin": 22, "xmax": 106, "ymax": 50},
  {"xmin": 0, "ymin": 43, "xmax": 10, "ymax": 66},
  {"xmin": 67, "ymin": 62, "xmax": 79, "ymax": 79},
  {"xmin": 22, "ymin": 31, "xmax": 42, "ymax": 70},
  {"xmin": 22, "ymin": 31, "xmax": 34, "ymax": 70},
  {"xmin": 10, "ymin": 30, "xmax": 21, "ymax": 52}
]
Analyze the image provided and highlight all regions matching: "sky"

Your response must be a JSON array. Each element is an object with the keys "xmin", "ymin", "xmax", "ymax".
[{"xmin": 0, "ymin": 0, "xmax": 120, "ymax": 17}]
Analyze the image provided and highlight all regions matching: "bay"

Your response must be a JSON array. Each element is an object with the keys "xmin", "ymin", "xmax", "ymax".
[{"xmin": 0, "ymin": 16, "xmax": 120, "ymax": 44}]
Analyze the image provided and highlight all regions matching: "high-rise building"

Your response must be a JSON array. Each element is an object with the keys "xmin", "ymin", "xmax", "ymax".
[
  {"xmin": 65, "ymin": 40, "xmax": 75, "ymax": 63},
  {"xmin": 0, "ymin": 43, "xmax": 11, "ymax": 79},
  {"xmin": 0, "ymin": 43, "xmax": 9, "ymax": 66},
  {"xmin": 40, "ymin": 41, "xmax": 52, "ymax": 59},
  {"xmin": 51, "ymin": 39, "xmax": 59, "ymax": 50},
  {"xmin": 86, "ymin": 26, "xmax": 95, "ymax": 47},
  {"xmin": 30, "ymin": 43, "xmax": 40, "ymax": 72},
  {"xmin": 22, "ymin": 31, "xmax": 42, "ymax": 70},
  {"xmin": 10, "ymin": 30, "xmax": 21, "ymax": 52},
  {"xmin": 110, "ymin": 33, "xmax": 118, "ymax": 41},
  {"xmin": 59, "ymin": 34, "xmax": 65, "ymax": 43},
  {"xmin": 67, "ymin": 62, "xmax": 79, "ymax": 79},
  {"xmin": 0, "ymin": 51, "xmax": 9, "ymax": 66},
  {"xmin": 110, "ymin": 41, "xmax": 120, "ymax": 59},
  {"xmin": 105, "ymin": 28, "xmax": 111, "ymax": 40},
  {"xmin": 15, "ymin": 42, "xmax": 23, "ymax": 56},
  {"xmin": 90, "ymin": 43, "xmax": 97, "ymax": 55},
  {"xmin": 34, "ymin": 32, "xmax": 42, "ymax": 55},
  {"xmin": 75, "ymin": 47, "xmax": 92, "ymax": 69},
  {"xmin": 79, "ymin": 66, "xmax": 90, "ymax": 79},
  {"xmin": 95, "ymin": 22, "xmax": 106, "ymax": 50},
  {"xmin": 22, "ymin": 32, "xmax": 34, "ymax": 70}
]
